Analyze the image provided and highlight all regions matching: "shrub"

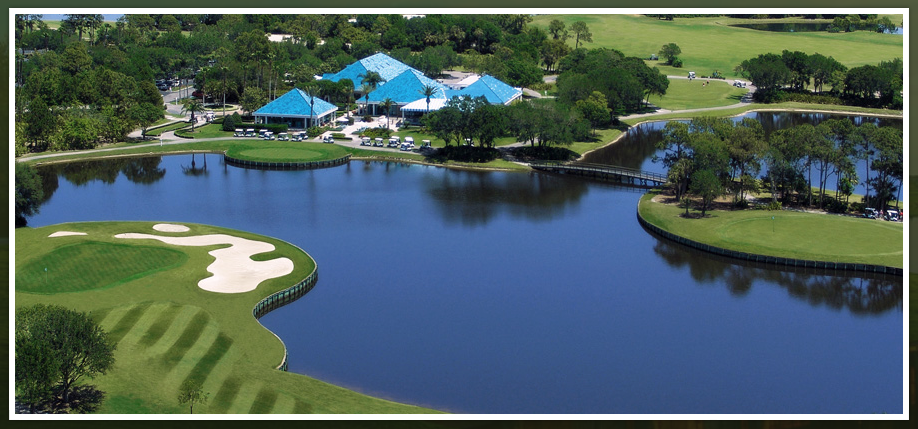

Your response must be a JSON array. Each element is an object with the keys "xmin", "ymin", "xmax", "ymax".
[
  {"xmin": 253, "ymin": 124, "xmax": 288, "ymax": 133},
  {"xmin": 426, "ymin": 145, "xmax": 501, "ymax": 163},
  {"xmin": 671, "ymin": 58, "xmax": 684, "ymax": 68},
  {"xmin": 307, "ymin": 126, "xmax": 323, "ymax": 137},
  {"xmin": 360, "ymin": 127, "xmax": 391, "ymax": 139},
  {"xmin": 222, "ymin": 115, "xmax": 236, "ymax": 132},
  {"xmin": 508, "ymin": 146, "xmax": 578, "ymax": 162}
]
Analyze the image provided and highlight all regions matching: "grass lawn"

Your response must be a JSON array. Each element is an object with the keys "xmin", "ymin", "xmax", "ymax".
[
  {"xmin": 15, "ymin": 222, "xmax": 439, "ymax": 414},
  {"xmin": 226, "ymin": 141, "xmax": 349, "ymax": 163},
  {"xmin": 650, "ymin": 78, "xmax": 748, "ymax": 111},
  {"xmin": 531, "ymin": 15, "xmax": 903, "ymax": 79},
  {"xmin": 638, "ymin": 191, "xmax": 903, "ymax": 268}
]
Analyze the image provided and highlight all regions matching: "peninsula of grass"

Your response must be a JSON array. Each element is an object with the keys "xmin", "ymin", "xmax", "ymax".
[
  {"xmin": 637, "ymin": 191, "xmax": 903, "ymax": 269},
  {"xmin": 15, "ymin": 222, "xmax": 439, "ymax": 414},
  {"xmin": 648, "ymin": 78, "xmax": 748, "ymax": 111}
]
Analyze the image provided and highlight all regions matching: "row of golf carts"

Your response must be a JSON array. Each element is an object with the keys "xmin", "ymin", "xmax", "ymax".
[
  {"xmin": 359, "ymin": 136, "xmax": 431, "ymax": 151},
  {"xmin": 233, "ymin": 129, "xmax": 312, "ymax": 141}
]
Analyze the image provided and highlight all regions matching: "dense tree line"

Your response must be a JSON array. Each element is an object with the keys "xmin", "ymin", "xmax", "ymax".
[
  {"xmin": 736, "ymin": 51, "xmax": 902, "ymax": 109},
  {"xmin": 656, "ymin": 117, "xmax": 902, "ymax": 214}
]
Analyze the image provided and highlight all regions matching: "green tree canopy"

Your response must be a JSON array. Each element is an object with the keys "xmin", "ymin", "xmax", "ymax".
[{"xmin": 15, "ymin": 304, "xmax": 116, "ymax": 411}]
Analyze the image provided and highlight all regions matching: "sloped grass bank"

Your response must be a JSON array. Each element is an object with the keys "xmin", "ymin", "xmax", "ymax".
[
  {"xmin": 15, "ymin": 222, "xmax": 439, "ymax": 414},
  {"xmin": 637, "ymin": 191, "xmax": 903, "ymax": 268}
]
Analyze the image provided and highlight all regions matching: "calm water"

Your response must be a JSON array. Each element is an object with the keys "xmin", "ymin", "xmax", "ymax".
[
  {"xmin": 28, "ymin": 117, "xmax": 903, "ymax": 414},
  {"xmin": 584, "ymin": 111, "xmax": 903, "ymax": 198}
]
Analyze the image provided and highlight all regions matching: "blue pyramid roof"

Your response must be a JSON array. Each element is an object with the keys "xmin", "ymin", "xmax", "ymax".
[
  {"xmin": 322, "ymin": 53, "xmax": 417, "ymax": 90},
  {"xmin": 450, "ymin": 75, "xmax": 522, "ymax": 105},
  {"xmin": 367, "ymin": 70, "xmax": 448, "ymax": 104},
  {"xmin": 254, "ymin": 88, "xmax": 338, "ymax": 117}
]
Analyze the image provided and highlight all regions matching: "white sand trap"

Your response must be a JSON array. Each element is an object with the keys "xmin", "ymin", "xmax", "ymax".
[
  {"xmin": 114, "ymin": 233, "xmax": 294, "ymax": 294},
  {"xmin": 153, "ymin": 223, "xmax": 191, "ymax": 232},
  {"xmin": 48, "ymin": 231, "xmax": 88, "ymax": 237}
]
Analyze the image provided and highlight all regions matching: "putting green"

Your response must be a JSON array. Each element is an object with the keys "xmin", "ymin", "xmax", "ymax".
[
  {"xmin": 16, "ymin": 242, "xmax": 187, "ymax": 294},
  {"xmin": 224, "ymin": 142, "xmax": 349, "ymax": 163}
]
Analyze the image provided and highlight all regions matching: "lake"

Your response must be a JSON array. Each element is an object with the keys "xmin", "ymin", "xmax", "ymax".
[{"xmin": 28, "ymin": 113, "xmax": 903, "ymax": 414}]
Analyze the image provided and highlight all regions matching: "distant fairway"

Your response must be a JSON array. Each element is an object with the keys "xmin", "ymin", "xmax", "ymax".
[
  {"xmin": 15, "ymin": 222, "xmax": 438, "ymax": 414},
  {"xmin": 638, "ymin": 192, "xmax": 903, "ymax": 268},
  {"xmin": 531, "ymin": 15, "xmax": 903, "ymax": 78}
]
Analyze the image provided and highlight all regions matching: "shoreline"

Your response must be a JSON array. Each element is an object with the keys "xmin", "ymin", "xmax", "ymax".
[{"xmin": 18, "ymin": 104, "xmax": 903, "ymax": 173}]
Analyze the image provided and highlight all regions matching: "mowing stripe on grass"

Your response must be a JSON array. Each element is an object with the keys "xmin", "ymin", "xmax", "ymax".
[
  {"xmin": 210, "ymin": 376, "xmax": 242, "ymax": 414},
  {"xmin": 89, "ymin": 308, "xmax": 111, "ymax": 325},
  {"xmin": 163, "ymin": 323, "xmax": 219, "ymax": 389},
  {"xmin": 270, "ymin": 394, "xmax": 296, "ymax": 414},
  {"xmin": 160, "ymin": 310, "xmax": 210, "ymax": 372},
  {"xmin": 181, "ymin": 332, "xmax": 234, "ymax": 386},
  {"xmin": 293, "ymin": 399, "xmax": 314, "ymax": 414},
  {"xmin": 106, "ymin": 304, "xmax": 148, "ymax": 345},
  {"xmin": 248, "ymin": 385, "xmax": 279, "ymax": 414},
  {"xmin": 137, "ymin": 304, "xmax": 183, "ymax": 349},
  {"xmin": 143, "ymin": 305, "xmax": 201, "ymax": 357}
]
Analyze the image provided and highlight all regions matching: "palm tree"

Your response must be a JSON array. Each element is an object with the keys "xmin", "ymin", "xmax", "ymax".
[
  {"xmin": 359, "ymin": 84, "xmax": 374, "ymax": 116},
  {"xmin": 380, "ymin": 98, "xmax": 395, "ymax": 129},
  {"xmin": 301, "ymin": 84, "xmax": 319, "ymax": 128},
  {"xmin": 181, "ymin": 99, "xmax": 206, "ymax": 131},
  {"xmin": 419, "ymin": 84, "xmax": 438, "ymax": 115},
  {"xmin": 358, "ymin": 70, "xmax": 386, "ymax": 90}
]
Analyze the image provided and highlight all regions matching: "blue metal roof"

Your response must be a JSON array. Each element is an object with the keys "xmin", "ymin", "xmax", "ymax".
[
  {"xmin": 451, "ymin": 74, "xmax": 522, "ymax": 105},
  {"xmin": 367, "ymin": 70, "xmax": 448, "ymax": 104},
  {"xmin": 254, "ymin": 88, "xmax": 338, "ymax": 117},
  {"xmin": 323, "ymin": 53, "xmax": 416, "ymax": 90}
]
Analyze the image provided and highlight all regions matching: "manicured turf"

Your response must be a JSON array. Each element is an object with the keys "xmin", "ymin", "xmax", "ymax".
[
  {"xmin": 15, "ymin": 222, "xmax": 438, "ymax": 414},
  {"xmin": 531, "ymin": 15, "xmax": 903, "ymax": 79},
  {"xmin": 638, "ymin": 192, "xmax": 903, "ymax": 268},
  {"xmin": 15, "ymin": 242, "xmax": 187, "ymax": 294},
  {"xmin": 224, "ymin": 141, "xmax": 349, "ymax": 162},
  {"xmin": 650, "ymin": 78, "xmax": 748, "ymax": 111}
]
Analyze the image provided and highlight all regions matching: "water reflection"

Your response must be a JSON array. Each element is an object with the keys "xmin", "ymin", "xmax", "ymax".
[
  {"xmin": 425, "ymin": 169, "xmax": 591, "ymax": 226},
  {"xmin": 649, "ymin": 228, "xmax": 902, "ymax": 315},
  {"xmin": 39, "ymin": 156, "xmax": 167, "ymax": 195},
  {"xmin": 181, "ymin": 153, "xmax": 209, "ymax": 177}
]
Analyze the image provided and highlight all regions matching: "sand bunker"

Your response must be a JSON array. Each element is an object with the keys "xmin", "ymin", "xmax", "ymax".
[
  {"xmin": 114, "ymin": 232, "xmax": 294, "ymax": 293},
  {"xmin": 48, "ymin": 231, "xmax": 88, "ymax": 237},
  {"xmin": 153, "ymin": 223, "xmax": 191, "ymax": 232}
]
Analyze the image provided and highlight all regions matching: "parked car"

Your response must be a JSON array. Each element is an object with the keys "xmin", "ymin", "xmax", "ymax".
[
  {"xmin": 234, "ymin": 128, "xmax": 244, "ymax": 137},
  {"xmin": 374, "ymin": 137, "xmax": 384, "ymax": 147},
  {"xmin": 863, "ymin": 207, "xmax": 877, "ymax": 219},
  {"xmin": 361, "ymin": 137, "xmax": 372, "ymax": 146},
  {"xmin": 192, "ymin": 90, "xmax": 204, "ymax": 98},
  {"xmin": 322, "ymin": 135, "xmax": 335, "ymax": 143}
]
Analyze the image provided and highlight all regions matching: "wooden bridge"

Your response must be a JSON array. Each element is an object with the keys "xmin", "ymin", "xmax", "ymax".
[{"xmin": 529, "ymin": 161, "xmax": 667, "ymax": 187}]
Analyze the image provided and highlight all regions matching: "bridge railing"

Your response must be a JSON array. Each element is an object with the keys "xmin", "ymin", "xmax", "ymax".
[{"xmin": 530, "ymin": 161, "xmax": 667, "ymax": 184}]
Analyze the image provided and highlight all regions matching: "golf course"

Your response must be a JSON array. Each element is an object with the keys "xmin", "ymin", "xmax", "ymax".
[
  {"xmin": 638, "ymin": 191, "xmax": 903, "ymax": 269},
  {"xmin": 14, "ymin": 222, "xmax": 438, "ymax": 414}
]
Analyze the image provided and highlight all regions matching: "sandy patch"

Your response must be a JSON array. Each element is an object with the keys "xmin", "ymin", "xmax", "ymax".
[
  {"xmin": 48, "ymin": 231, "xmax": 88, "ymax": 237},
  {"xmin": 114, "ymin": 233, "xmax": 294, "ymax": 294},
  {"xmin": 153, "ymin": 223, "xmax": 191, "ymax": 232}
]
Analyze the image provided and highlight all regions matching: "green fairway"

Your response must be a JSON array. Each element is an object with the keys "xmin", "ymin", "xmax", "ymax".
[
  {"xmin": 650, "ymin": 78, "xmax": 748, "ymax": 110},
  {"xmin": 15, "ymin": 222, "xmax": 439, "ymax": 414},
  {"xmin": 531, "ymin": 15, "xmax": 903, "ymax": 78},
  {"xmin": 638, "ymin": 192, "xmax": 903, "ymax": 268},
  {"xmin": 225, "ymin": 142, "xmax": 348, "ymax": 162}
]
